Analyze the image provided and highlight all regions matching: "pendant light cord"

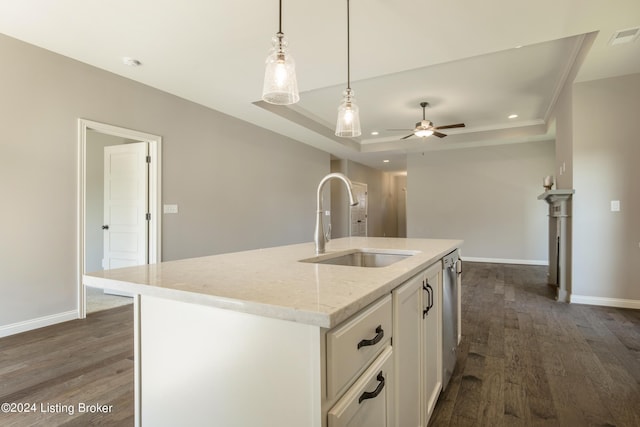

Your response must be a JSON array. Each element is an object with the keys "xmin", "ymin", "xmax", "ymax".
[
  {"xmin": 278, "ymin": 0, "xmax": 283, "ymax": 34},
  {"xmin": 347, "ymin": 0, "xmax": 351, "ymax": 91}
]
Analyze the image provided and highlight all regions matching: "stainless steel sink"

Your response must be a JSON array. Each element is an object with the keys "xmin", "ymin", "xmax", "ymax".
[{"xmin": 300, "ymin": 249, "xmax": 417, "ymax": 268}]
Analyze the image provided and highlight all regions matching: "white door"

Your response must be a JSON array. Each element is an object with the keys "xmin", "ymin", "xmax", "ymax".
[
  {"xmin": 350, "ymin": 182, "xmax": 368, "ymax": 237},
  {"xmin": 103, "ymin": 142, "xmax": 149, "ymax": 270},
  {"xmin": 423, "ymin": 264, "xmax": 442, "ymax": 424},
  {"xmin": 392, "ymin": 272, "xmax": 424, "ymax": 427}
]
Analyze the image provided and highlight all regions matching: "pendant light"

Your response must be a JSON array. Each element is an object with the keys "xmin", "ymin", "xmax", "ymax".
[
  {"xmin": 335, "ymin": 0, "xmax": 361, "ymax": 137},
  {"xmin": 262, "ymin": 0, "xmax": 300, "ymax": 105}
]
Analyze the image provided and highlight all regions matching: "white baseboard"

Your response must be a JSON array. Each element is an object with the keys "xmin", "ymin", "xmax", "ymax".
[
  {"xmin": 0, "ymin": 310, "xmax": 78, "ymax": 338},
  {"xmin": 570, "ymin": 295, "xmax": 640, "ymax": 310},
  {"xmin": 462, "ymin": 257, "xmax": 548, "ymax": 266}
]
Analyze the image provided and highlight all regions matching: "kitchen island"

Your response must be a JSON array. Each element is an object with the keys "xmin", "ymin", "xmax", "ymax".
[{"xmin": 84, "ymin": 237, "xmax": 462, "ymax": 427}]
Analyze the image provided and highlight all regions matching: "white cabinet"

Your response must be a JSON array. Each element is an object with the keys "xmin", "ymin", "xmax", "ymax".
[
  {"xmin": 423, "ymin": 262, "xmax": 442, "ymax": 422},
  {"xmin": 326, "ymin": 295, "xmax": 392, "ymax": 399},
  {"xmin": 132, "ymin": 255, "xmax": 454, "ymax": 427},
  {"xmin": 393, "ymin": 261, "xmax": 442, "ymax": 427},
  {"xmin": 327, "ymin": 346, "xmax": 394, "ymax": 427},
  {"xmin": 392, "ymin": 272, "xmax": 423, "ymax": 427},
  {"xmin": 325, "ymin": 295, "xmax": 393, "ymax": 427},
  {"xmin": 138, "ymin": 295, "xmax": 324, "ymax": 427}
]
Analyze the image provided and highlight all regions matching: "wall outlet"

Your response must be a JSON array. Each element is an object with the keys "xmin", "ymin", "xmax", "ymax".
[
  {"xmin": 610, "ymin": 200, "xmax": 620, "ymax": 212},
  {"xmin": 164, "ymin": 204, "xmax": 179, "ymax": 214}
]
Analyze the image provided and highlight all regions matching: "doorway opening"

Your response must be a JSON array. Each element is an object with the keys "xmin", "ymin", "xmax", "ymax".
[
  {"xmin": 77, "ymin": 119, "xmax": 162, "ymax": 318},
  {"xmin": 350, "ymin": 182, "xmax": 368, "ymax": 236}
]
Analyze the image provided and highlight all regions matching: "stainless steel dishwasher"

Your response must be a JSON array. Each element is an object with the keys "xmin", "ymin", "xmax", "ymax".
[{"xmin": 442, "ymin": 250, "xmax": 461, "ymax": 391}]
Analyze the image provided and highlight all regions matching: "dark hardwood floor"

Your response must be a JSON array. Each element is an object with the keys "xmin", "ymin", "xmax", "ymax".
[
  {"xmin": 430, "ymin": 262, "xmax": 640, "ymax": 427},
  {"xmin": 1, "ymin": 263, "xmax": 638, "ymax": 426},
  {"xmin": 0, "ymin": 305, "xmax": 134, "ymax": 426}
]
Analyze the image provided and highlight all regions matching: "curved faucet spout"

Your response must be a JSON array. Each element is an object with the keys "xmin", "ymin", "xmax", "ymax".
[{"xmin": 315, "ymin": 173, "xmax": 358, "ymax": 254}]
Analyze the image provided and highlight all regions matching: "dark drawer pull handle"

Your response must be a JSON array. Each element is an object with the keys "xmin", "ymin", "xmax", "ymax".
[
  {"xmin": 358, "ymin": 372, "xmax": 386, "ymax": 404},
  {"xmin": 423, "ymin": 281, "xmax": 433, "ymax": 318},
  {"xmin": 357, "ymin": 325, "xmax": 384, "ymax": 349}
]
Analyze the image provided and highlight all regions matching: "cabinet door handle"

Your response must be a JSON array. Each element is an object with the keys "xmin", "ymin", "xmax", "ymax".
[
  {"xmin": 423, "ymin": 281, "xmax": 433, "ymax": 317},
  {"xmin": 357, "ymin": 325, "xmax": 384, "ymax": 349},
  {"xmin": 358, "ymin": 371, "xmax": 386, "ymax": 404}
]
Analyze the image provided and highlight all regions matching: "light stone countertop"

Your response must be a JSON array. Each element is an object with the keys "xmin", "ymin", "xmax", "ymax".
[{"xmin": 83, "ymin": 237, "xmax": 462, "ymax": 328}]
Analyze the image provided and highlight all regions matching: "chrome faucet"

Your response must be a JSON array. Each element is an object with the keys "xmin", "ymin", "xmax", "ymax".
[{"xmin": 314, "ymin": 173, "xmax": 358, "ymax": 254}]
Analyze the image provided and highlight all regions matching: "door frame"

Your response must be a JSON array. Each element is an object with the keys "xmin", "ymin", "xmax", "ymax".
[{"xmin": 77, "ymin": 119, "xmax": 162, "ymax": 318}]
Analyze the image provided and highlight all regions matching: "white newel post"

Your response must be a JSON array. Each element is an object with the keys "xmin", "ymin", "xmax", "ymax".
[{"xmin": 538, "ymin": 189, "xmax": 574, "ymax": 303}]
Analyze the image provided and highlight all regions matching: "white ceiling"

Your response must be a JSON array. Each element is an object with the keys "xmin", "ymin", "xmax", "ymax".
[{"xmin": 1, "ymin": 0, "xmax": 639, "ymax": 172}]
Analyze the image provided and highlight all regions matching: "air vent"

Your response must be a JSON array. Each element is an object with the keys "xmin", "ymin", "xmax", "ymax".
[{"xmin": 608, "ymin": 27, "xmax": 640, "ymax": 46}]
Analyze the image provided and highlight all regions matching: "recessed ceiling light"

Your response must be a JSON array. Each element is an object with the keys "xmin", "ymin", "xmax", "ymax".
[
  {"xmin": 383, "ymin": 159, "xmax": 390, "ymax": 163},
  {"xmin": 122, "ymin": 57, "xmax": 142, "ymax": 67},
  {"xmin": 508, "ymin": 114, "xmax": 518, "ymax": 119},
  {"xmin": 609, "ymin": 27, "xmax": 640, "ymax": 46},
  {"xmin": 371, "ymin": 131, "xmax": 379, "ymax": 136}
]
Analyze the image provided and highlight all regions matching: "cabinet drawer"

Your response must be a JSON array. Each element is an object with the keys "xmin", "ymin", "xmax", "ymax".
[
  {"xmin": 326, "ymin": 294, "xmax": 392, "ymax": 398},
  {"xmin": 328, "ymin": 345, "xmax": 394, "ymax": 427}
]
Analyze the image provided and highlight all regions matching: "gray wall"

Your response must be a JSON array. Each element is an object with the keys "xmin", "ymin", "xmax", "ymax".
[
  {"xmin": 330, "ymin": 159, "xmax": 348, "ymax": 237},
  {"xmin": 0, "ymin": 34, "xmax": 329, "ymax": 330},
  {"xmin": 394, "ymin": 175, "xmax": 407, "ymax": 238},
  {"xmin": 572, "ymin": 73, "xmax": 640, "ymax": 301},
  {"xmin": 554, "ymin": 83, "xmax": 574, "ymax": 190},
  {"xmin": 407, "ymin": 141, "xmax": 555, "ymax": 263}
]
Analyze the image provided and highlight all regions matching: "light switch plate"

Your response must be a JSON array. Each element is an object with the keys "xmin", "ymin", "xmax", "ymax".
[
  {"xmin": 610, "ymin": 200, "xmax": 620, "ymax": 212},
  {"xmin": 164, "ymin": 204, "xmax": 179, "ymax": 214}
]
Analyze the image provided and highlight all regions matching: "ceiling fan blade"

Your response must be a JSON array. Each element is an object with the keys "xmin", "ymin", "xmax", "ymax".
[
  {"xmin": 433, "ymin": 131, "xmax": 447, "ymax": 138},
  {"xmin": 386, "ymin": 129, "xmax": 413, "ymax": 131},
  {"xmin": 400, "ymin": 134, "xmax": 415, "ymax": 140},
  {"xmin": 434, "ymin": 123, "xmax": 465, "ymax": 130}
]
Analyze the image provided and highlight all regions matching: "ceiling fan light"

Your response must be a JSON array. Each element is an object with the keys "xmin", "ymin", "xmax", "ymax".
[
  {"xmin": 415, "ymin": 129, "xmax": 434, "ymax": 138},
  {"xmin": 336, "ymin": 89, "xmax": 361, "ymax": 137},
  {"xmin": 262, "ymin": 34, "xmax": 299, "ymax": 105}
]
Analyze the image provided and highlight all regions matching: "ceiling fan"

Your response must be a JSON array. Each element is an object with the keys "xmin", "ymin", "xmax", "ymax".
[{"xmin": 388, "ymin": 102, "xmax": 465, "ymax": 139}]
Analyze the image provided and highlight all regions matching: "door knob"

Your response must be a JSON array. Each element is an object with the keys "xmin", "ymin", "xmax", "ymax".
[{"xmin": 102, "ymin": 225, "xmax": 109, "ymax": 230}]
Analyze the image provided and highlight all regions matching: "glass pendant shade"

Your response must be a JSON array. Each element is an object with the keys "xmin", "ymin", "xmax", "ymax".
[
  {"xmin": 335, "ymin": 0, "xmax": 360, "ymax": 138},
  {"xmin": 335, "ymin": 89, "xmax": 361, "ymax": 137},
  {"xmin": 262, "ymin": 34, "xmax": 299, "ymax": 105}
]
